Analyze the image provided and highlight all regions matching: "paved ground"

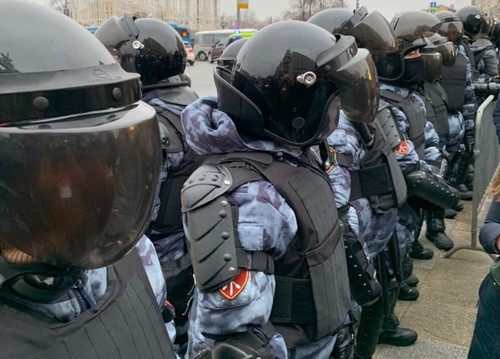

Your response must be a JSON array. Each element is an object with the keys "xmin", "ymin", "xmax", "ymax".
[
  {"xmin": 186, "ymin": 62, "xmax": 494, "ymax": 359},
  {"xmin": 375, "ymin": 198, "xmax": 494, "ymax": 359}
]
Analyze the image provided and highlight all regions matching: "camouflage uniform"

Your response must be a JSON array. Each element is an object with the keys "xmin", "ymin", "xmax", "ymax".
[
  {"xmin": 181, "ymin": 97, "xmax": 337, "ymax": 359},
  {"xmin": 0, "ymin": 236, "xmax": 177, "ymax": 348}
]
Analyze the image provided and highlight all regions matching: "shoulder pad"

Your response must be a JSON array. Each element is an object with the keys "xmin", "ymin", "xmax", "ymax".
[
  {"xmin": 156, "ymin": 86, "xmax": 199, "ymax": 107},
  {"xmin": 181, "ymin": 164, "xmax": 232, "ymax": 212},
  {"xmin": 378, "ymin": 98, "xmax": 391, "ymax": 111},
  {"xmin": 157, "ymin": 120, "xmax": 170, "ymax": 151}
]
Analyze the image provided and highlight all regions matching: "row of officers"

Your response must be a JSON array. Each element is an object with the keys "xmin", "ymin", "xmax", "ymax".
[{"xmin": 0, "ymin": 1, "xmax": 499, "ymax": 358}]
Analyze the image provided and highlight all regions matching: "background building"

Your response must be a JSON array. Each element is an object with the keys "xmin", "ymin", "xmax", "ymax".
[
  {"xmin": 65, "ymin": 0, "xmax": 221, "ymax": 30},
  {"xmin": 472, "ymin": 0, "xmax": 499, "ymax": 17}
]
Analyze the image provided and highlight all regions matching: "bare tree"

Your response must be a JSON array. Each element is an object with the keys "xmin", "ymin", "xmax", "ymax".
[
  {"xmin": 282, "ymin": 0, "xmax": 342, "ymax": 21},
  {"xmin": 50, "ymin": 0, "xmax": 74, "ymax": 16}
]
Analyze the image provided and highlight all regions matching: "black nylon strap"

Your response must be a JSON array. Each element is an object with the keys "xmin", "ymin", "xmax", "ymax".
[
  {"xmin": 336, "ymin": 153, "xmax": 353, "ymax": 168},
  {"xmin": 271, "ymin": 277, "xmax": 316, "ymax": 324},
  {"xmin": 349, "ymin": 164, "xmax": 395, "ymax": 201},
  {"xmin": 235, "ymin": 248, "xmax": 275, "ymax": 275}
]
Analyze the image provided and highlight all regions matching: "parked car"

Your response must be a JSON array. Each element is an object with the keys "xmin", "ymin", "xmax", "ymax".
[
  {"xmin": 193, "ymin": 29, "xmax": 256, "ymax": 61},
  {"xmin": 184, "ymin": 41, "xmax": 195, "ymax": 65}
]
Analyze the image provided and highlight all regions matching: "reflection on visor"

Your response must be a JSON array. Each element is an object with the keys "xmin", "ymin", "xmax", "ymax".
[
  {"xmin": 439, "ymin": 21, "xmax": 464, "ymax": 44},
  {"xmin": 422, "ymin": 52, "xmax": 442, "ymax": 83}
]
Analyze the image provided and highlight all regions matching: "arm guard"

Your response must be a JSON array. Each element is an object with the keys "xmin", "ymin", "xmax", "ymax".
[
  {"xmin": 404, "ymin": 165, "xmax": 460, "ymax": 210},
  {"xmin": 181, "ymin": 164, "xmax": 239, "ymax": 292}
]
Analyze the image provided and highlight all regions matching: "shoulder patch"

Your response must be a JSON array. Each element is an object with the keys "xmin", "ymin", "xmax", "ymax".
[
  {"xmin": 394, "ymin": 140, "xmax": 409, "ymax": 155},
  {"xmin": 219, "ymin": 269, "xmax": 249, "ymax": 300}
]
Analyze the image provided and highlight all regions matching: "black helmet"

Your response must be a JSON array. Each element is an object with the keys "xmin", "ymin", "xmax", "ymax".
[
  {"xmin": 309, "ymin": 7, "xmax": 403, "ymax": 82},
  {"xmin": 214, "ymin": 21, "xmax": 379, "ymax": 147},
  {"xmin": 427, "ymin": 33, "xmax": 456, "ymax": 66},
  {"xmin": 456, "ymin": 6, "xmax": 485, "ymax": 40},
  {"xmin": 390, "ymin": 11, "xmax": 442, "ymax": 54},
  {"xmin": 436, "ymin": 11, "xmax": 464, "ymax": 45},
  {"xmin": 480, "ymin": 13, "xmax": 493, "ymax": 38},
  {"xmin": 95, "ymin": 14, "xmax": 186, "ymax": 89},
  {"xmin": 217, "ymin": 39, "xmax": 247, "ymax": 69},
  {"xmin": 0, "ymin": 0, "xmax": 161, "ymax": 276}
]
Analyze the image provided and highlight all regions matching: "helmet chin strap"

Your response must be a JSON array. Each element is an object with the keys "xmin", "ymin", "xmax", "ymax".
[{"xmin": 0, "ymin": 248, "xmax": 82, "ymax": 304}]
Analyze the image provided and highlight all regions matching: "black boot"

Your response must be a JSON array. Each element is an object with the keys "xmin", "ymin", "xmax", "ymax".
[
  {"xmin": 454, "ymin": 183, "xmax": 472, "ymax": 201},
  {"xmin": 426, "ymin": 210, "xmax": 454, "ymax": 251},
  {"xmin": 403, "ymin": 275, "xmax": 419, "ymax": 287},
  {"xmin": 409, "ymin": 239, "xmax": 434, "ymax": 260},
  {"xmin": 354, "ymin": 297, "xmax": 385, "ymax": 359},
  {"xmin": 379, "ymin": 289, "xmax": 418, "ymax": 346},
  {"xmin": 454, "ymin": 202, "xmax": 464, "ymax": 212},
  {"xmin": 398, "ymin": 282, "xmax": 419, "ymax": 301},
  {"xmin": 444, "ymin": 208, "xmax": 457, "ymax": 219}
]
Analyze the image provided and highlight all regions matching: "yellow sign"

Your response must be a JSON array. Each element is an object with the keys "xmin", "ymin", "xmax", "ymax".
[{"xmin": 237, "ymin": 0, "xmax": 249, "ymax": 9}]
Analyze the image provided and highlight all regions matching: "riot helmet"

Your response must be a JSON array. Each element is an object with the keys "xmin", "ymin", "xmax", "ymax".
[
  {"xmin": 0, "ymin": 0, "xmax": 161, "ymax": 285},
  {"xmin": 436, "ymin": 11, "xmax": 464, "ymax": 45},
  {"xmin": 456, "ymin": 5, "xmax": 485, "ymax": 40},
  {"xmin": 480, "ymin": 13, "xmax": 493, "ymax": 38},
  {"xmin": 95, "ymin": 15, "xmax": 187, "ymax": 89},
  {"xmin": 308, "ymin": 7, "xmax": 403, "ymax": 82},
  {"xmin": 390, "ymin": 11, "xmax": 442, "ymax": 54},
  {"xmin": 214, "ymin": 21, "xmax": 379, "ymax": 147},
  {"xmin": 217, "ymin": 39, "xmax": 247, "ymax": 69},
  {"xmin": 428, "ymin": 33, "xmax": 456, "ymax": 66}
]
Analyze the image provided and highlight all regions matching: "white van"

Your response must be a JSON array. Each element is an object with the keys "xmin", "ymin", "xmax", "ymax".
[{"xmin": 194, "ymin": 29, "xmax": 257, "ymax": 61}]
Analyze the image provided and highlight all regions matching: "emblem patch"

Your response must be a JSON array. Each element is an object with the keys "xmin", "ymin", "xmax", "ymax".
[
  {"xmin": 395, "ymin": 141, "xmax": 410, "ymax": 155},
  {"xmin": 219, "ymin": 269, "xmax": 249, "ymax": 300}
]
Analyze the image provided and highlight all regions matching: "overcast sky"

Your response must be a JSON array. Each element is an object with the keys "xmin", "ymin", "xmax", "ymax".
[{"xmin": 220, "ymin": 0, "xmax": 472, "ymax": 21}]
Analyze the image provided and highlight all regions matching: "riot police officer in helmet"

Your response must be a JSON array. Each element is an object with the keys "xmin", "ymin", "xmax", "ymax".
[
  {"xmin": 95, "ymin": 16, "xmax": 200, "ymax": 353},
  {"xmin": 309, "ymin": 6, "xmax": 422, "ymax": 357},
  {"xmin": 0, "ymin": 1, "xmax": 175, "ymax": 357},
  {"xmin": 181, "ymin": 20, "xmax": 379, "ymax": 358}
]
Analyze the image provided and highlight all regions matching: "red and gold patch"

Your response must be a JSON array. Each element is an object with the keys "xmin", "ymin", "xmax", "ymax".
[
  {"xmin": 219, "ymin": 269, "xmax": 249, "ymax": 300},
  {"xmin": 395, "ymin": 141, "xmax": 410, "ymax": 155}
]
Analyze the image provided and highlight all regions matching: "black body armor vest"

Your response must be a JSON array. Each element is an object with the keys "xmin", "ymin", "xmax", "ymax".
[
  {"xmin": 339, "ymin": 102, "xmax": 407, "ymax": 213},
  {"xmin": 0, "ymin": 250, "xmax": 175, "ymax": 359},
  {"xmin": 462, "ymin": 42, "xmax": 478, "ymax": 81},
  {"xmin": 381, "ymin": 90, "xmax": 426, "ymax": 159},
  {"xmin": 419, "ymin": 82, "xmax": 450, "ymax": 141},
  {"xmin": 147, "ymin": 106, "xmax": 203, "ymax": 240},
  {"xmin": 203, "ymin": 152, "xmax": 351, "ymax": 348},
  {"xmin": 440, "ymin": 55, "xmax": 468, "ymax": 112}
]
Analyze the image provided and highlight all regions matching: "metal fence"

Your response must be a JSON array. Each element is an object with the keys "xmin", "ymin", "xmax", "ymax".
[{"xmin": 445, "ymin": 95, "xmax": 500, "ymax": 259}]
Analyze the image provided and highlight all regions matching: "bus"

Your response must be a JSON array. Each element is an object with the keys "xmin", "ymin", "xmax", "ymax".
[
  {"xmin": 168, "ymin": 23, "xmax": 191, "ymax": 44},
  {"xmin": 193, "ymin": 28, "xmax": 256, "ymax": 61}
]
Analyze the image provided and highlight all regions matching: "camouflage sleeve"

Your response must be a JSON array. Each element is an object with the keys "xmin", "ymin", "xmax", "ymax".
[
  {"xmin": 135, "ymin": 236, "xmax": 179, "ymax": 347},
  {"xmin": 446, "ymin": 112, "xmax": 465, "ymax": 154},
  {"xmin": 462, "ymin": 59, "xmax": 477, "ymax": 130},
  {"xmin": 326, "ymin": 113, "xmax": 362, "ymax": 235},
  {"xmin": 389, "ymin": 106, "xmax": 420, "ymax": 170},
  {"xmin": 188, "ymin": 180, "xmax": 296, "ymax": 357},
  {"xmin": 481, "ymin": 49, "xmax": 499, "ymax": 77},
  {"xmin": 423, "ymin": 121, "xmax": 443, "ymax": 162}
]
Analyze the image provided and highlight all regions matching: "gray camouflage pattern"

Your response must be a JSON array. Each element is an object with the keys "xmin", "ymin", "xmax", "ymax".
[{"xmin": 181, "ymin": 97, "xmax": 336, "ymax": 358}]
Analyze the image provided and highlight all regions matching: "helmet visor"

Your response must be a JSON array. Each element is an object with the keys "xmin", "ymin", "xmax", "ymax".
[
  {"xmin": 317, "ymin": 37, "xmax": 380, "ymax": 123},
  {"xmin": 421, "ymin": 46, "xmax": 442, "ymax": 83},
  {"xmin": 438, "ymin": 21, "xmax": 464, "ymax": 44},
  {"xmin": 372, "ymin": 51, "xmax": 404, "ymax": 81},
  {"xmin": 435, "ymin": 40, "xmax": 456, "ymax": 67},
  {"xmin": 0, "ymin": 102, "xmax": 161, "ymax": 270},
  {"xmin": 347, "ymin": 10, "xmax": 399, "ymax": 53}
]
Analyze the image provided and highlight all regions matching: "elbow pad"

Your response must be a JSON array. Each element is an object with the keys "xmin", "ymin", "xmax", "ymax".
[{"xmin": 404, "ymin": 168, "xmax": 460, "ymax": 210}]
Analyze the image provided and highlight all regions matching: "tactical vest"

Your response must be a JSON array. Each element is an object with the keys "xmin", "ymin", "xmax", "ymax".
[
  {"xmin": 440, "ymin": 55, "xmax": 468, "ymax": 112},
  {"xmin": 0, "ymin": 250, "xmax": 175, "ymax": 359},
  {"xmin": 419, "ymin": 82, "xmax": 450, "ymax": 141},
  {"xmin": 147, "ymin": 106, "xmax": 202, "ymax": 241},
  {"xmin": 462, "ymin": 42, "xmax": 478, "ymax": 81},
  {"xmin": 203, "ymin": 152, "xmax": 351, "ymax": 347},
  {"xmin": 381, "ymin": 90, "xmax": 426, "ymax": 159},
  {"xmin": 338, "ymin": 102, "xmax": 407, "ymax": 214}
]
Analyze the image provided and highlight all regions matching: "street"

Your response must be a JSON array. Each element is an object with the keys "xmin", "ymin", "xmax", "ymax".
[{"xmin": 185, "ymin": 60, "xmax": 217, "ymax": 98}]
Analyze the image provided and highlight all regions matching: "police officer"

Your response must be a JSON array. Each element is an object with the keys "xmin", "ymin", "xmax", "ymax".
[
  {"xmin": 308, "ymin": 7, "xmax": 423, "ymax": 356},
  {"xmin": 457, "ymin": 6, "xmax": 499, "ymax": 80},
  {"xmin": 436, "ymin": 10, "xmax": 478, "ymax": 205},
  {"xmin": 95, "ymin": 16, "xmax": 200, "ymax": 352},
  {"xmin": 0, "ymin": 2, "xmax": 175, "ymax": 357},
  {"xmin": 415, "ymin": 34, "xmax": 461, "ymax": 252},
  {"xmin": 180, "ymin": 21, "xmax": 379, "ymax": 358}
]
